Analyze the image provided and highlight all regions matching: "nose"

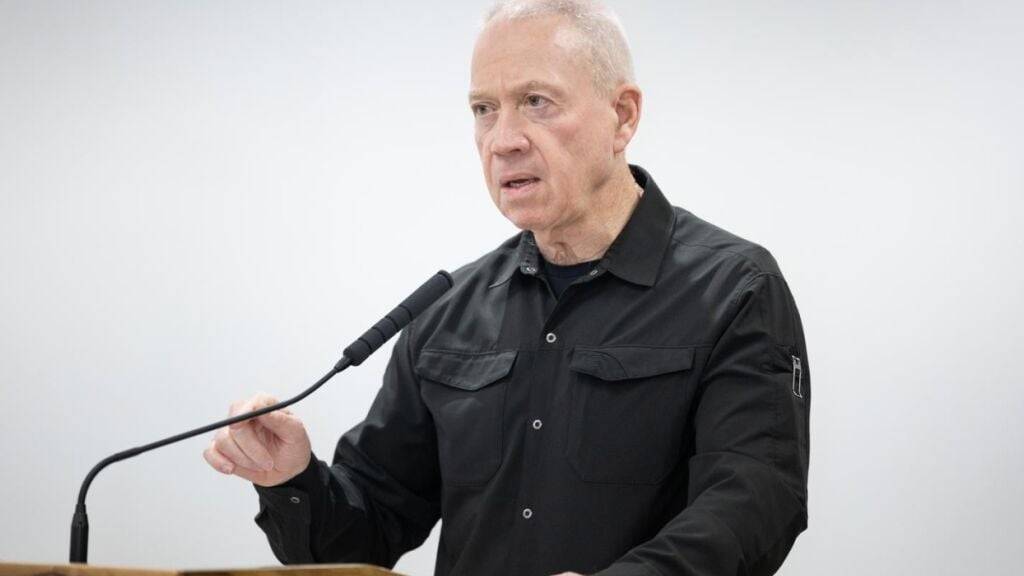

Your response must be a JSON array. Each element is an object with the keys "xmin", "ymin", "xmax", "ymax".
[{"xmin": 489, "ymin": 109, "xmax": 530, "ymax": 156}]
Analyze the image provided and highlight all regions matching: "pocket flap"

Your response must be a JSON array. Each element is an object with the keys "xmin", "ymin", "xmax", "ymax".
[
  {"xmin": 415, "ymin": 349, "xmax": 518, "ymax": 391},
  {"xmin": 570, "ymin": 346, "xmax": 694, "ymax": 381}
]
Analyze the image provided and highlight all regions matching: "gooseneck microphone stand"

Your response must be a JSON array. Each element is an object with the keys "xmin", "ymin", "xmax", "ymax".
[{"xmin": 69, "ymin": 270, "xmax": 453, "ymax": 563}]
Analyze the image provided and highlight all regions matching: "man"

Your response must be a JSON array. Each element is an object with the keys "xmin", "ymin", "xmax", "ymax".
[{"xmin": 203, "ymin": 1, "xmax": 811, "ymax": 575}]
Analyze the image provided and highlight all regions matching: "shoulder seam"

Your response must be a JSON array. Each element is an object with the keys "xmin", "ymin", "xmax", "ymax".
[
  {"xmin": 668, "ymin": 236, "xmax": 771, "ymax": 274},
  {"xmin": 728, "ymin": 271, "xmax": 784, "ymax": 309}
]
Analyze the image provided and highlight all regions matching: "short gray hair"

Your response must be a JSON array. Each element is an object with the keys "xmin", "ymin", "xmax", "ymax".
[{"xmin": 482, "ymin": 0, "xmax": 636, "ymax": 95}]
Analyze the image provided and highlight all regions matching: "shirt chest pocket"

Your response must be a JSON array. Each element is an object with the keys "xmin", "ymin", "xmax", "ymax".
[
  {"xmin": 415, "ymin": 349, "xmax": 518, "ymax": 486},
  {"xmin": 567, "ymin": 345, "xmax": 696, "ymax": 485}
]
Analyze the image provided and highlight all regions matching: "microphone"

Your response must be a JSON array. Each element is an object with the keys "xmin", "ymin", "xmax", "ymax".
[
  {"xmin": 342, "ymin": 269, "xmax": 453, "ymax": 366},
  {"xmin": 69, "ymin": 270, "xmax": 453, "ymax": 563}
]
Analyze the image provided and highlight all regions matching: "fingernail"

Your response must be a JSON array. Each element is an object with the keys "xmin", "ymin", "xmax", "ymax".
[{"xmin": 221, "ymin": 464, "xmax": 233, "ymax": 474}]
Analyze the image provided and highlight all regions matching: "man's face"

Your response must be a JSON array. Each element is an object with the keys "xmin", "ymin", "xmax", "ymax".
[{"xmin": 470, "ymin": 15, "xmax": 621, "ymax": 232}]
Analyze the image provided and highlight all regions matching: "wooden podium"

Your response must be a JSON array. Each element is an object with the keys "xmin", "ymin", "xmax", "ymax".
[{"xmin": 0, "ymin": 564, "xmax": 405, "ymax": 576}]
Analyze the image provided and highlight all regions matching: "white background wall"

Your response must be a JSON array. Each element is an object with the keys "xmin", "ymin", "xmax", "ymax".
[{"xmin": 2, "ymin": 1, "xmax": 1021, "ymax": 574}]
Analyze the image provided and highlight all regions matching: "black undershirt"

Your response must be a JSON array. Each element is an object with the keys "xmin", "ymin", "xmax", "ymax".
[{"xmin": 539, "ymin": 253, "xmax": 600, "ymax": 299}]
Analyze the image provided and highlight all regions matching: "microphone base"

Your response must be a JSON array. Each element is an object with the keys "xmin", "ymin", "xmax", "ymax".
[{"xmin": 70, "ymin": 503, "xmax": 89, "ymax": 563}]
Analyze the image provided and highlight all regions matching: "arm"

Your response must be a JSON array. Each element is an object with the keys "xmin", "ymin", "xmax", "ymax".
[
  {"xmin": 593, "ymin": 272, "xmax": 811, "ymax": 576},
  {"xmin": 252, "ymin": 322, "xmax": 442, "ymax": 567}
]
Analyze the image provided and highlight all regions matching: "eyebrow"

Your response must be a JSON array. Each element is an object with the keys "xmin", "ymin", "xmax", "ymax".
[{"xmin": 468, "ymin": 80, "xmax": 567, "ymax": 102}]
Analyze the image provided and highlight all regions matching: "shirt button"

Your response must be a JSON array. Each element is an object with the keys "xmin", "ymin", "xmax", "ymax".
[
  {"xmin": 532, "ymin": 419, "xmax": 543, "ymax": 430},
  {"xmin": 522, "ymin": 507, "xmax": 533, "ymax": 519},
  {"xmin": 545, "ymin": 332, "xmax": 557, "ymax": 343},
  {"xmin": 289, "ymin": 496, "xmax": 301, "ymax": 504},
  {"xmin": 588, "ymin": 268, "xmax": 599, "ymax": 276},
  {"xmin": 524, "ymin": 266, "xmax": 537, "ymax": 274}
]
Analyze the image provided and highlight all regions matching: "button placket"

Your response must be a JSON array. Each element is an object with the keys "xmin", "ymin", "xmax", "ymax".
[{"xmin": 520, "ymin": 259, "xmax": 566, "ymax": 533}]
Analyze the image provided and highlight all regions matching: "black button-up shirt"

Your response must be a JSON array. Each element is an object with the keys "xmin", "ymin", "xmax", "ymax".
[
  {"xmin": 253, "ymin": 164, "xmax": 811, "ymax": 576},
  {"xmin": 540, "ymin": 257, "xmax": 600, "ymax": 299}
]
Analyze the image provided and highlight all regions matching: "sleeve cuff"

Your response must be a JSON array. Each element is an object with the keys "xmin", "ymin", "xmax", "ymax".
[
  {"xmin": 252, "ymin": 450, "xmax": 322, "ymax": 514},
  {"xmin": 274, "ymin": 451, "xmax": 321, "ymax": 491}
]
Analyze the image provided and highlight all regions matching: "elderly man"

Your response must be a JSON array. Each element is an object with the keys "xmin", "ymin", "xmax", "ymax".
[{"xmin": 203, "ymin": 1, "xmax": 810, "ymax": 575}]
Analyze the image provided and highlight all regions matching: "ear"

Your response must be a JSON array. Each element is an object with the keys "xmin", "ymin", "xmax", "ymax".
[{"xmin": 611, "ymin": 83, "xmax": 642, "ymax": 154}]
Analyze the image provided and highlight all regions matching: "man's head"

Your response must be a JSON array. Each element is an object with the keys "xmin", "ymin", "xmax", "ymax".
[{"xmin": 470, "ymin": 0, "xmax": 642, "ymax": 233}]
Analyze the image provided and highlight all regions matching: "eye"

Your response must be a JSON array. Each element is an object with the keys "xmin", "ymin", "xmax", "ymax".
[
  {"xmin": 471, "ymin": 103, "xmax": 494, "ymax": 117},
  {"xmin": 524, "ymin": 94, "xmax": 549, "ymax": 108}
]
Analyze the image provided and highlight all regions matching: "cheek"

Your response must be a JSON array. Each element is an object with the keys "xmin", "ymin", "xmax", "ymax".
[
  {"xmin": 474, "ymin": 131, "xmax": 491, "ymax": 174},
  {"xmin": 474, "ymin": 129, "xmax": 485, "ymax": 156},
  {"xmin": 561, "ymin": 121, "xmax": 611, "ymax": 183},
  {"xmin": 474, "ymin": 119, "xmax": 492, "ymax": 151},
  {"xmin": 546, "ymin": 127, "xmax": 593, "ymax": 187},
  {"xmin": 474, "ymin": 134, "xmax": 499, "ymax": 205},
  {"xmin": 548, "ymin": 115, "xmax": 593, "ymax": 160},
  {"xmin": 568, "ymin": 123, "xmax": 603, "ymax": 157}
]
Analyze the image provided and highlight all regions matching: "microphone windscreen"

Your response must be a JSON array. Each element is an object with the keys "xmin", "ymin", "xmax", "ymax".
[{"xmin": 342, "ymin": 270, "xmax": 453, "ymax": 365}]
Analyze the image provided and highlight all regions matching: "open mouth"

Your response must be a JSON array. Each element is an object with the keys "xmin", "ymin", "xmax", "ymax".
[{"xmin": 501, "ymin": 177, "xmax": 541, "ymax": 189}]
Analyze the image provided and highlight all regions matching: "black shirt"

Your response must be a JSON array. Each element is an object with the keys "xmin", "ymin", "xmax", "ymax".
[
  {"xmin": 253, "ymin": 164, "xmax": 811, "ymax": 576},
  {"xmin": 539, "ymin": 255, "xmax": 600, "ymax": 300}
]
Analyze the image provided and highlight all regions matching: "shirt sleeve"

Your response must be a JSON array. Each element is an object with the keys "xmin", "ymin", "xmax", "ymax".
[
  {"xmin": 592, "ymin": 272, "xmax": 811, "ymax": 576},
  {"xmin": 251, "ymin": 322, "xmax": 442, "ymax": 568}
]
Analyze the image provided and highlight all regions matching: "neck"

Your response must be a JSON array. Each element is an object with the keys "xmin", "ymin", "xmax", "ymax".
[{"xmin": 533, "ymin": 163, "xmax": 643, "ymax": 266}]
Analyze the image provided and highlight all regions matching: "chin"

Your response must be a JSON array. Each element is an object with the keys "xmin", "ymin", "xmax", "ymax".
[{"xmin": 501, "ymin": 206, "xmax": 550, "ymax": 232}]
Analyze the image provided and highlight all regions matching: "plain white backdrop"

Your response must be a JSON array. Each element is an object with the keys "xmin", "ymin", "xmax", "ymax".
[{"xmin": 2, "ymin": 1, "xmax": 1022, "ymax": 574}]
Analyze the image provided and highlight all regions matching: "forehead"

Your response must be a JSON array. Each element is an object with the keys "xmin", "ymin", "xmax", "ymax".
[{"xmin": 470, "ymin": 15, "xmax": 590, "ymax": 96}]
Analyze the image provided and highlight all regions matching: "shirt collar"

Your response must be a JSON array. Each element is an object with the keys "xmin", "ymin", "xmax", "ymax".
[{"xmin": 488, "ymin": 164, "xmax": 676, "ymax": 289}]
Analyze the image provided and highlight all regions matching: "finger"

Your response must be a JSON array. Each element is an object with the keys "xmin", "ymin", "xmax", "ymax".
[
  {"xmin": 227, "ymin": 394, "xmax": 279, "ymax": 470},
  {"xmin": 205, "ymin": 444, "xmax": 268, "ymax": 485},
  {"xmin": 228, "ymin": 393, "xmax": 279, "ymax": 422},
  {"xmin": 213, "ymin": 427, "xmax": 264, "ymax": 472},
  {"xmin": 203, "ymin": 441, "xmax": 235, "ymax": 475},
  {"xmin": 229, "ymin": 420, "xmax": 275, "ymax": 471},
  {"xmin": 225, "ymin": 461, "xmax": 268, "ymax": 485},
  {"xmin": 256, "ymin": 409, "xmax": 306, "ymax": 445}
]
